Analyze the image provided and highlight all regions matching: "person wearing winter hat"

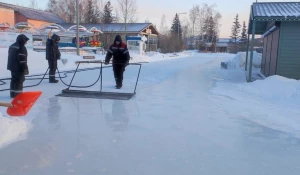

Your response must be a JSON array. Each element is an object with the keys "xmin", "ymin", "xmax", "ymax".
[
  {"xmin": 104, "ymin": 35, "xmax": 130, "ymax": 89},
  {"xmin": 7, "ymin": 34, "xmax": 29, "ymax": 98},
  {"xmin": 46, "ymin": 32, "xmax": 61, "ymax": 83}
]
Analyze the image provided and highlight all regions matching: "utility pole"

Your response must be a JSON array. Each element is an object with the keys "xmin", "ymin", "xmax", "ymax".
[
  {"xmin": 76, "ymin": 0, "xmax": 80, "ymax": 55},
  {"xmin": 125, "ymin": 0, "xmax": 128, "ymax": 38}
]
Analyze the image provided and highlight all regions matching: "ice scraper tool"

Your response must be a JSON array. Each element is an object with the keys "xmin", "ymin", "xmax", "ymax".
[{"xmin": 0, "ymin": 91, "xmax": 42, "ymax": 117}]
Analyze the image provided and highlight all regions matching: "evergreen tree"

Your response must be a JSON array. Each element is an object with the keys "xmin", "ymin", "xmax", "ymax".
[
  {"xmin": 231, "ymin": 14, "xmax": 241, "ymax": 52},
  {"xmin": 170, "ymin": 13, "xmax": 182, "ymax": 40},
  {"xmin": 93, "ymin": 0, "xmax": 101, "ymax": 23},
  {"xmin": 240, "ymin": 21, "xmax": 248, "ymax": 43},
  {"xmin": 202, "ymin": 16, "xmax": 217, "ymax": 42},
  {"xmin": 85, "ymin": 0, "xmax": 98, "ymax": 23},
  {"xmin": 102, "ymin": 1, "xmax": 113, "ymax": 23}
]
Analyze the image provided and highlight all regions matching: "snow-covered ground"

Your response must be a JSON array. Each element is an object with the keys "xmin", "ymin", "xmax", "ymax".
[{"xmin": 0, "ymin": 48, "xmax": 300, "ymax": 175}]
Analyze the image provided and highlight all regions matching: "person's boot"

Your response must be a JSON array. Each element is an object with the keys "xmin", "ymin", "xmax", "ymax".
[
  {"xmin": 10, "ymin": 82, "xmax": 15, "ymax": 98},
  {"xmin": 115, "ymin": 78, "xmax": 122, "ymax": 89},
  {"xmin": 10, "ymin": 91, "xmax": 15, "ymax": 98},
  {"xmin": 116, "ymin": 84, "xmax": 122, "ymax": 89},
  {"xmin": 50, "ymin": 79, "xmax": 59, "ymax": 83},
  {"xmin": 14, "ymin": 92, "xmax": 21, "ymax": 98},
  {"xmin": 49, "ymin": 76, "xmax": 59, "ymax": 83}
]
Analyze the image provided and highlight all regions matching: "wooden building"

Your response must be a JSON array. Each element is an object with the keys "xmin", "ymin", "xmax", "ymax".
[
  {"xmin": 246, "ymin": 2, "xmax": 300, "ymax": 81},
  {"xmin": 0, "ymin": 2, "xmax": 64, "ymax": 28}
]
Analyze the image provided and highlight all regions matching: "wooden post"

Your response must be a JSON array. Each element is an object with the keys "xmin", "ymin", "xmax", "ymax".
[
  {"xmin": 245, "ymin": 34, "xmax": 251, "ymax": 71},
  {"xmin": 248, "ymin": 20, "xmax": 256, "ymax": 82}
]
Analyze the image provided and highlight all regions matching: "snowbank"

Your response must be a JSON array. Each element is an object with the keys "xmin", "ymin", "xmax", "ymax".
[
  {"xmin": 212, "ymin": 68, "xmax": 300, "ymax": 138},
  {"xmin": 223, "ymin": 51, "xmax": 262, "ymax": 70},
  {"xmin": 213, "ymin": 68, "xmax": 300, "ymax": 103},
  {"xmin": 0, "ymin": 113, "xmax": 32, "ymax": 149},
  {"xmin": 242, "ymin": 75, "xmax": 300, "ymax": 101}
]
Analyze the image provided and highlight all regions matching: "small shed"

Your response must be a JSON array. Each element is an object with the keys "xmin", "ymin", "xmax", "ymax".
[
  {"xmin": 126, "ymin": 36, "xmax": 147, "ymax": 55},
  {"xmin": 246, "ymin": 2, "xmax": 300, "ymax": 81}
]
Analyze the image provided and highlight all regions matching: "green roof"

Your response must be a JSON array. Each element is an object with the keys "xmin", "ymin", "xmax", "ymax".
[{"xmin": 248, "ymin": 2, "xmax": 300, "ymax": 34}]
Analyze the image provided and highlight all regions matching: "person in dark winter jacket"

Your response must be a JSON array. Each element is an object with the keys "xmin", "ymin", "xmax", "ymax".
[
  {"xmin": 104, "ymin": 35, "xmax": 130, "ymax": 89},
  {"xmin": 46, "ymin": 33, "xmax": 61, "ymax": 83},
  {"xmin": 7, "ymin": 34, "xmax": 29, "ymax": 98}
]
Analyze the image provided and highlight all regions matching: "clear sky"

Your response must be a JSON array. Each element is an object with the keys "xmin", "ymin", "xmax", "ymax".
[{"xmin": 1, "ymin": 0, "xmax": 298, "ymax": 37}]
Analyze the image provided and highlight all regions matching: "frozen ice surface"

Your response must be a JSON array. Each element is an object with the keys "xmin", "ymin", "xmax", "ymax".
[{"xmin": 0, "ymin": 52, "xmax": 300, "ymax": 175}]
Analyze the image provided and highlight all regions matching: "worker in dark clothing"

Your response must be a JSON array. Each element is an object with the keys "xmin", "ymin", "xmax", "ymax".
[
  {"xmin": 104, "ymin": 35, "xmax": 130, "ymax": 89},
  {"xmin": 46, "ymin": 33, "xmax": 61, "ymax": 83},
  {"xmin": 7, "ymin": 34, "xmax": 29, "ymax": 98}
]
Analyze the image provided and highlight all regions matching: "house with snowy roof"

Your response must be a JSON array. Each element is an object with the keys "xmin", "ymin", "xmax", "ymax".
[
  {"xmin": 59, "ymin": 23, "xmax": 159, "ymax": 50},
  {"xmin": 0, "ymin": 2, "xmax": 64, "ymax": 28},
  {"xmin": 246, "ymin": 2, "xmax": 300, "ymax": 81},
  {"xmin": 198, "ymin": 38, "xmax": 230, "ymax": 53}
]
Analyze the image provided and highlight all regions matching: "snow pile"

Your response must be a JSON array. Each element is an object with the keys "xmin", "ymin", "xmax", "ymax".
[
  {"xmin": 130, "ymin": 52, "xmax": 186, "ymax": 62},
  {"xmin": 225, "ymin": 51, "xmax": 262, "ymax": 70},
  {"xmin": 0, "ymin": 113, "xmax": 32, "ymax": 149},
  {"xmin": 242, "ymin": 75, "xmax": 300, "ymax": 102},
  {"xmin": 214, "ymin": 68, "xmax": 300, "ymax": 103},
  {"xmin": 212, "ymin": 70, "xmax": 300, "ymax": 138}
]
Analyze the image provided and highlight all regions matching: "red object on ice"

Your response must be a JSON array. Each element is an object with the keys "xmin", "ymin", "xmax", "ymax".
[{"xmin": 6, "ymin": 91, "xmax": 42, "ymax": 117}]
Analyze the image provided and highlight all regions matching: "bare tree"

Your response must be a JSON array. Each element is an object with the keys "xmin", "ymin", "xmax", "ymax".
[
  {"xmin": 46, "ymin": 0, "xmax": 58, "ymax": 13},
  {"xmin": 159, "ymin": 14, "xmax": 168, "ymax": 35},
  {"xmin": 195, "ymin": 3, "xmax": 221, "ymax": 42},
  {"xmin": 116, "ymin": 0, "xmax": 138, "ymax": 34},
  {"xmin": 213, "ymin": 12, "xmax": 222, "ymax": 41},
  {"xmin": 29, "ymin": 0, "xmax": 38, "ymax": 9},
  {"xmin": 195, "ymin": 3, "xmax": 212, "ymax": 38},
  {"xmin": 189, "ymin": 5, "xmax": 199, "ymax": 36},
  {"xmin": 50, "ymin": 0, "xmax": 85, "ymax": 23}
]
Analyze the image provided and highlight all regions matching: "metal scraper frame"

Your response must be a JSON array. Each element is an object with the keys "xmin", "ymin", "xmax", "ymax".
[{"xmin": 56, "ymin": 60, "xmax": 142, "ymax": 100}]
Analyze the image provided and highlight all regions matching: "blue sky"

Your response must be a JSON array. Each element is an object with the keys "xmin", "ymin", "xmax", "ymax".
[{"xmin": 1, "ymin": 0, "xmax": 299, "ymax": 37}]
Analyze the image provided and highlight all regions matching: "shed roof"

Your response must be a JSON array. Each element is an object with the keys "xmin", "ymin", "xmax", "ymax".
[
  {"xmin": 253, "ymin": 2, "xmax": 300, "ymax": 18},
  {"xmin": 199, "ymin": 41, "xmax": 228, "ymax": 47},
  {"xmin": 0, "ymin": 2, "xmax": 65, "ymax": 23},
  {"xmin": 59, "ymin": 23, "xmax": 159, "ymax": 35},
  {"xmin": 248, "ymin": 2, "xmax": 300, "ymax": 34}
]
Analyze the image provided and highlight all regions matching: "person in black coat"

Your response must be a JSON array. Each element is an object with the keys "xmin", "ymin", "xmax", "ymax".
[
  {"xmin": 104, "ymin": 35, "xmax": 130, "ymax": 89},
  {"xmin": 46, "ymin": 33, "xmax": 61, "ymax": 83},
  {"xmin": 7, "ymin": 34, "xmax": 29, "ymax": 98}
]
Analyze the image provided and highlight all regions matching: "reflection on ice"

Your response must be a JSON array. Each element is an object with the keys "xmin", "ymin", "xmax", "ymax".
[{"xmin": 105, "ymin": 100, "xmax": 129, "ymax": 132}]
